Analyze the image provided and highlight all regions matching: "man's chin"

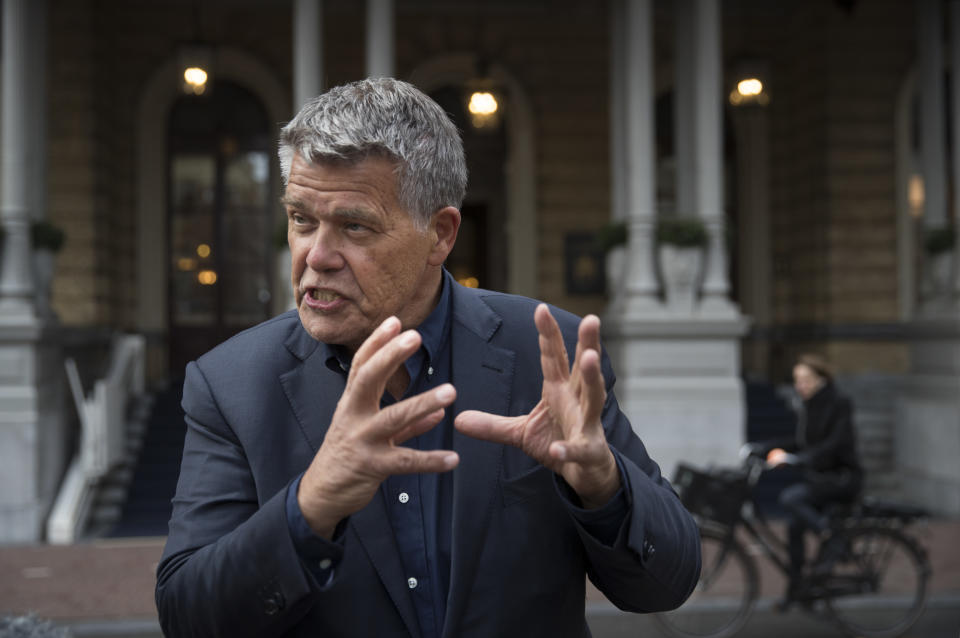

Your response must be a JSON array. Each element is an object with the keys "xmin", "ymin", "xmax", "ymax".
[{"xmin": 297, "ymin": 307, "xmax": 367, "ymax": 348}]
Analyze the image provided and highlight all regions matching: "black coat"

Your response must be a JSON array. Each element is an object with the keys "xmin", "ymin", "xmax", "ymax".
[{"xmin": 780, "ymin": 382, "xmax": 862, "ymax": 476}]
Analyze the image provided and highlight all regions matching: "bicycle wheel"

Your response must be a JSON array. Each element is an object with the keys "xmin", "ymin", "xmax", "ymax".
[
  {"xmin": 654, "ymin": 526, "xmax": 758, "ymax": 638},
  {"xmin": 822, "ymin": 526, "xmax": 929, "ymax": 638}
]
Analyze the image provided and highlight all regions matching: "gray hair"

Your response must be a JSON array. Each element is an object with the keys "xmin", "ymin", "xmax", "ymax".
[{"xmin": 279, "ymin": 78, "xmax": 467, "ymax": 230}]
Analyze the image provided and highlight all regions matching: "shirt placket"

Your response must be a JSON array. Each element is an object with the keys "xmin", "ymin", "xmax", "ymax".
[{"xmin": 381, "ymin": 353, "xmax": 439, "ymax": 638}]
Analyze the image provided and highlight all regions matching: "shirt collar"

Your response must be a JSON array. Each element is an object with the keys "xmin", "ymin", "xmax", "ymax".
[{"xmin": 323, "ymin": 271, "xmax": 452, "ymax": 374}]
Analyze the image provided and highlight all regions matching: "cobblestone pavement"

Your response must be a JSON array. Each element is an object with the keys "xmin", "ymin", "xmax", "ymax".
[{"xmin": 1, "ymin": 521, "xmax": 958, "ymax": 630}]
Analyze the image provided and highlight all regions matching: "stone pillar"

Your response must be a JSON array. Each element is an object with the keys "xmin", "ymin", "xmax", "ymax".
[
  {"xmin": 896, "ymin": 0, "xmax": 960, "ymax": 517},
  {"xmin": 917, "ymin": 0, "xmax": 948, "ymax": 231},
  {"xmin": 0, "ymin": 0, "xmax": 68, "ymax": 544},
  {"xmin": 691, "ymin": 0, "xmax": 735, "ymax": 315},
  {"xmin": 617, "ymin": 0, "xmax": 659, "ymax": 317},
  {"xmin": 916, "ymin": 0, "xmax": 951, "ymax": 311},
  {"xmin": 674, "ymin": 0, "xmax": 695, "ymax": 218},
  {"xmin": 604, "ymin": 0, "xmax": 748, "ymax": 480},
  {"xmin": 951, "ymin": 0, "xmax": 960, "ymax": 301},
  {"xmin": 609, "ymin": 0, "xmax": 627, "ymax": 225},
  {"xmin": 293, "ymin": 0, "xmax": 324, "ymax": 110},
  {"xmin": 366, "ymin": 0, "xmax": 394, "ymax": 79},
  {"xmin": 0, "ymin": 0, "xmax": 38, "ymax": 321}
]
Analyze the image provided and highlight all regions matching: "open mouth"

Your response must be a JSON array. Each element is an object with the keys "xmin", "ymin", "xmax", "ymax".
[{"xmin": 308, "ymin": 289, "xmax": 342, "ymax": 302}]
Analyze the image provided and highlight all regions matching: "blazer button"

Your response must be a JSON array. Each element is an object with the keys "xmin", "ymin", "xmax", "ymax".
[
  {"xmin": 263, "ymin": 590, "xmax": 286, "ymax": 616},
  {"xmin": 641, "ymin": 540, "xmax": 656, "ymax": 562}
]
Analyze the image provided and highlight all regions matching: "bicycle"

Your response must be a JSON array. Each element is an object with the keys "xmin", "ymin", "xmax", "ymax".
[{"xmin": 654, "ymin": 449, "xmax": 931, "ymax": 638}]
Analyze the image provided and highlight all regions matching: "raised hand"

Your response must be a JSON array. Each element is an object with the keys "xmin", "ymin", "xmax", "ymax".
[
  {"xmin": 455, "ymin": 304, "xmax": 619, "ymax": 508},
  {"xmin": 297, "ymin": 316, "xmax": 459, "ymax": 538}
]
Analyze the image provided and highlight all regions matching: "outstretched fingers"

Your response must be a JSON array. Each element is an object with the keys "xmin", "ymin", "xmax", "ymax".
[
  {"xmin": 379, "ymin": 383, "xmax": 457, "ymax": 441},
  {"xmin": 454, "ymin": 410, "xmax": 525, "ymax": 448},
  {"xmin": 344, "ymin": 317, "xmax": 422, "ymax": 409},
  {"xmin": 569, "ymin": 314, "xmax": 602, "ymax": 391},
  {"xmin": 535, "ymin": 304, "xmax": 570, "ymax": 384}
]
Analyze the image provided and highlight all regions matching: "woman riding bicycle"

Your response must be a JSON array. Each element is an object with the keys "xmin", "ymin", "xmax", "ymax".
[{"xmin": 764, "ymin": 353, "xmax": 863, "ymax": 608}]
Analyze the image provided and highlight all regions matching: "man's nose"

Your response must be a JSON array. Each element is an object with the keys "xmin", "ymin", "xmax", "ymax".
[{"xmin": 304, "ymin": 227, "xmax": 345, "ymax": 271}]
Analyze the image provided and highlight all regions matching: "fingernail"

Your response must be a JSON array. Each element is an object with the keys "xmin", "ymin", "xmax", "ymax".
[
  {"xmin": 400, "ymin": 331, "xmax": 418, "ymax": 346},
  {"xmin": 436, "ymin": 384, "xmax": 455, "ymax": 402},
  {"xmin": 443, "ymin": 453, "xmax": 459, "ymax": 469},
  {"xmin": 553, "ymin": 444, "xmax": 567, "ymax": 461}
]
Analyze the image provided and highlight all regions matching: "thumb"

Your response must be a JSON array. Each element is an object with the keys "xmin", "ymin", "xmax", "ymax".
[{"xmin": 455, "ymin": 411, "xmax": 523, "ymax": 447}]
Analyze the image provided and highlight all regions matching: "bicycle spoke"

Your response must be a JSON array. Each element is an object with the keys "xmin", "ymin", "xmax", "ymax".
[
  {"xmin": 655, "ymin": 528, "xmax": 757, "ymax": 638},
  {"xmin": 823, "ymin": 526, "xmax": 928, "ymax": 638}
]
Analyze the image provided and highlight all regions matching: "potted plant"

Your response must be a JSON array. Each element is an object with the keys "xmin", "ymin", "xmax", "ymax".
[
  {"xmin": 924, "ymin": 226, "xmax": 955, "ymax": 295},
  {"xmin": 32, "ymin": 220, "xmax": 66, "ymax": 317},
  {"xmin": 656, "ymin": 216, "xmax": 708, "ymax": 314},
  {"xmin": 595, "ymin": 220, "xmax": 628, "ymax": 295}
]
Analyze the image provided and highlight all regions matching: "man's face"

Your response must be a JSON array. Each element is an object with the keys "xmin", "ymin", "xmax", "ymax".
[{"xmin": 283, "ymin": 153, "xmax": 447, "ymax": 350}]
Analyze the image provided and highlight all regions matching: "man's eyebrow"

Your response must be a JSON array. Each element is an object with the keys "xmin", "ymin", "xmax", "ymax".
[
  {"xmin": 280, "ymin": 195, "xmax": 307, "ymax": 210},
  {"xmin": 335, "ymin": 208, "xmax": 379, "ymax": 224}
]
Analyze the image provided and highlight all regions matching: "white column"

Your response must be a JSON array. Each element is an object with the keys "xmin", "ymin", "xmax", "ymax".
[
  {"xmin": 620, "ymin": 0, "xmax": 660, "ymax": 316},
  {"xmin": 293, "ymin": 0, "xmax": 324, "ymax": 110},
  {"xmin": 610, "ymin": 0, "xmax": 627, "ymax": 224},
  {"xmin": 917, "ymin": 0, "xmax": 948, "ymax": 229},
  {"xmin": 692, "ymin": 0, "xmax": 734, "ymax": 314},
  {"xmin": 366, "ymin": 0, "xmax": 395, "ymax": 79},
  {"xmin": 0, "ymin": 0, "xmax": 43, "ymax": 322},
  {"xmin": 950, "ymin": 0, "xmax": 960, "ymax": 298},
  {"xmin": 674, "ymin": 0, "xmax": 695, "ymax": 217}
]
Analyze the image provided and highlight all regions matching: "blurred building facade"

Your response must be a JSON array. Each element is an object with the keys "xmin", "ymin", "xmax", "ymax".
[{"xmin": 0, "ymin": 0, "xmax": 957, "ymax": 543}]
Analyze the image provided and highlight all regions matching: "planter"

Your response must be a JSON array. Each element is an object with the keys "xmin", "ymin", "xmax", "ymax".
[
  {"xmin": 926, "ymin": 251, "xmax": 954, "ymax": 297},
  {"xmin": 605, "ymin": 244, "xmax": 627, "ymax": 297},
  {"xmin": 658, "ymin": 244, "xmax": 703, "ymax": 314},
  {"xmin": 34, "ymin": 249, "xmax": 56, "ymax": 317}
]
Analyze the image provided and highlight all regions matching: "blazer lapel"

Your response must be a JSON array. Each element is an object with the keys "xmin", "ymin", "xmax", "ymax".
[
  {"xmin": 278, "ymin": 321, "xmax": 422, "ymax": 638},
  {"xmin": 443, "ymin": 287, "xmax": 515, "ymax": 637}
]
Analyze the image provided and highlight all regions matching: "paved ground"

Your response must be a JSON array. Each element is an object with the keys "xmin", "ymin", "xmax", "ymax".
[{"xmin": 1, "ymin": 520, "xmax": 958, "ymax": 637}]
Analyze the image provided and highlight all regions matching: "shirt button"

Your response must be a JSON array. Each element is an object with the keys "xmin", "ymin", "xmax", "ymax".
[
  {"xmin": 427, "ymin": 365, "xmax": 434, "ymax": 376},
  {"xmin": 318, "ymin": 558, "xmax": 332, "ymax": 570},
  {"xmin": 407, "ymin": 577, "xmax": 418, "ymax": 589},
  {"xmin": 398, "ymin": 492, "xmax": 410, "ymax": 504}
]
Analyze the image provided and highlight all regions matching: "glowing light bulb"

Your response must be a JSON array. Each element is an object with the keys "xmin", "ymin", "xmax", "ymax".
[
  {"xmin": 737, "ymin": 78, "xmax": 763, "ymax": 97},
  {"xmin": 184, "ymin": 67, "xmax": 208, "ymax": 94},
  {"xmin": 468, "ymin": 92, "xmax": 498, "ymax": 116}
]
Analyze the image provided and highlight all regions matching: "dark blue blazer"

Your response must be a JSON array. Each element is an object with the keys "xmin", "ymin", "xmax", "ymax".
[{"xmin": 156, "ymin": 281, "xmax": 700, "ymax": 638}]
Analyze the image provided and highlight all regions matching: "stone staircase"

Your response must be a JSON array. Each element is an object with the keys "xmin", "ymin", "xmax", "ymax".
[
  {"xmin": 835, "ymin": 373, "xmax": 902, "ymax": 501},
  {"xmin": 82, "ymin": 380, "xmax": 186, "ymax": 539}
]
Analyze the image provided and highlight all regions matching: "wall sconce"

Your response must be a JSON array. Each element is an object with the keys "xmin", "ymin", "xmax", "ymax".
[
  {"xmin": 467, "ymin": 90, "xmax": 500, "ymax": 129},
  {"xmin": 179, "ymin": 44, "xmax": 213, "ymax": 95},
  {"xmin": 465, "ymin": 58, "xmax": 503, "ymax": 131},
  {"xmin": 729, "ymin": 61, "xmax": 770, "ymax": 107}
]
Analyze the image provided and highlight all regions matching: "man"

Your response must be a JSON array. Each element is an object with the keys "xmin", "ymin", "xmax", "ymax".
[{"xmin": 156, "ymin": 78, "xmax": 700, "ymax": 638}]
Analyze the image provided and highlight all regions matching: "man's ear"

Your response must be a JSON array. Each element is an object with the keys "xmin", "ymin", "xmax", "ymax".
[{"xmin": 427, "ymin": 206, "xmax": 461, "ymax": 266}]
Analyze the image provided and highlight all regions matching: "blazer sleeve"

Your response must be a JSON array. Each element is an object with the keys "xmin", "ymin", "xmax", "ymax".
[
  {"xmin": 568, "ymin": 354, "xmax": 702, "ymax": 613},
  {"xmin": 155, "ymin": 361, "xmax": 320, "ymax": 638}
]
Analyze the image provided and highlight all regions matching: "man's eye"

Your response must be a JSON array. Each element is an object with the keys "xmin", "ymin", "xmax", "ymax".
[
  {"xmin": 345, "ymin": 222, "xmax": 369, "ymax": 232},
  {"xmin": 290, "ymin": 214, "xmax": 307, "ymax": 225}
]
